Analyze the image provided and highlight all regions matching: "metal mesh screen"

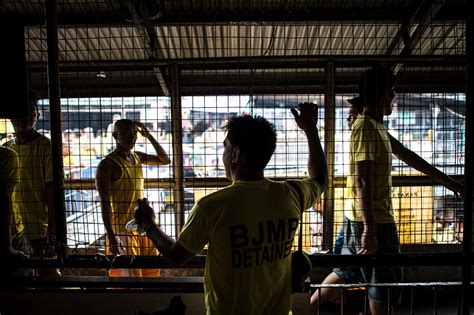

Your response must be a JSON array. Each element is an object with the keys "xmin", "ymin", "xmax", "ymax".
[{"xmin": 0, "ymin": 1, "xmax": 468, "ymax": 287}]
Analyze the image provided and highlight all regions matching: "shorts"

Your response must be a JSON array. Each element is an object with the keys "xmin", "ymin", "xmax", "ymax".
[
  {"xmin": 333, "ymin": 217, "xmax": 403, "ymax": 305},
  {"xmin": 106, "ymin": 231, "xmax": 160, "ymax": 277},
  {"xmin": 10, "ymin": 233, "xmax": 35, "ymax": 277}
]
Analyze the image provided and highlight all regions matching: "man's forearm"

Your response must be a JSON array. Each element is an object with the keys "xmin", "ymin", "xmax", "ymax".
[
  {"xmin": 355, "ymin": 162, "xmax": 376, "ymax": 226},
  {"xmin": 304, "ymin": 127, "xmax": 328, "ymax": 190},
  {"xmin": 100, "ymin": 204, "xmax": 116, "ymax": 240},
  {"xmin": 356, "ymin": 185, "xmax": 375, "ymax": 226},
  {"xmin": 46, "ymin": 182, "xmax": 56, "ymax": 234},
  {"xmin": 145, "ymin": 224, "xmax": 177, "ymax": 256},
  {"xmin": 148, "ymin": 136, "xmax": 171, "ymax": 164}
]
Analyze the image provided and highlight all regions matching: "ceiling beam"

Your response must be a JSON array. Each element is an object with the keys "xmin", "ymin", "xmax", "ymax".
[
  {"xmin": 386, "ymin": 0, "xmax": 431, "ymax": 55},
  {"xmin": 399, "ymin": 0, "xmax": 446, "ymax": 56},
  {"xmin": 29, "ymin": 68, "xmax": 465, "ymax": 98},
  {"xmin": 120, "ymin": 0, "xmax": 170, "ymax": 96},
  {"xmin": 26, "ymin": 55, "xmax": 465, "ymax": 73},
  {"xmin": 10, "ymin": 8, "xmax": 467, "ymax": 27}
]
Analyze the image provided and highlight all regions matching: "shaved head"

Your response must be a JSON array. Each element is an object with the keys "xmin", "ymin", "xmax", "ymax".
[{"xmin": 113, "ymin": 119, "xmax": 134, "ymax": 134}]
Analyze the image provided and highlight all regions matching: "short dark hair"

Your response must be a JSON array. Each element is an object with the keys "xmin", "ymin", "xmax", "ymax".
[
  {"xmin": 225, "ymin": 115, "xmax": 277, "ymax": 170},
  {"xmin": 27, "ymin": 88, "xmax": 39, "ymax": 111},
  {"xmin": 358, "ymin": 65, "xmax": 395, "ymax": 105},
  {"xmin": 347, "ymin": 96, "xmax": 364, "ymax": 113}
]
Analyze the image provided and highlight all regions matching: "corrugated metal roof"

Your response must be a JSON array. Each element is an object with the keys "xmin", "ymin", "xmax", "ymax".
[
  {"xmin": 1, "ymin": 1, "xmax": 467, "ymax": 96},
  {"xmin": 23, "ymin": 22, "xmax": 465, "ymax": 63}
]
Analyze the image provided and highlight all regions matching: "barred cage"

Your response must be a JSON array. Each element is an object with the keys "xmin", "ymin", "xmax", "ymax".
[{"xmin": 0, "ymin": 0, "xmax": 472, "ymax": 314}]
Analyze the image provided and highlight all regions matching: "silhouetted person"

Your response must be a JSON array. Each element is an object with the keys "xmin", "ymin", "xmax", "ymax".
[
  {"xmin": 96, "ymin": 119, "xmax": 170, "ymax": 277},
  {"xmin": 134, "ymin": 104, "xmax": 328, "ymax": 314},
  {"xmin": 4, "ymin": 90, "xmax": 58, "ymax": 276}
]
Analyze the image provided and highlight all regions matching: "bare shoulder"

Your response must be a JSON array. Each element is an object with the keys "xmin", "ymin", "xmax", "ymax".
[{"xmin": 96, "ymin": 157, "xmax": 121, "ymax": 180}]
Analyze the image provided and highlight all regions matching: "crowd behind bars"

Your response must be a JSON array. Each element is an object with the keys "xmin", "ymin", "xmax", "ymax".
[{"xmin": 0, "ymin": 66, "xmax": 464, "ymax": 314}]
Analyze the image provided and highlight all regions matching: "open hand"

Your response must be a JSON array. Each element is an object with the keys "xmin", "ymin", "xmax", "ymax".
[
  {"xmin": 109, "ymin": 236, "xmax": 125, "ymax": 255},
  {"xmin": 135, "ymin": 121, "xmax": 151, "ymax": 139},
  {"xmin": 291, "ymin": 102, "xmax": 319, "ymax": 131}
]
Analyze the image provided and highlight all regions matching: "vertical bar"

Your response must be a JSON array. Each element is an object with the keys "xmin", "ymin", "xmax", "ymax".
[
  {"xmin": 462, "ymin": 6, "xmax": 473, "ymax": 315},
  {"xmin": 170, "ymin": 63, "xmax": 185, "ymax": 236},
  {"xmin": 387, "ymin": 287, "xmax": 391, "ymax": 314},
  {"xmin": 410, "ymin": 286, "xmax": 415, "ymax": 315},
  {"xmin": 323, "ymin": 61, "xmax": 336, "ymax": 251},
  {"xmin": 340, "ymin": 287, "xmax": 344, "ymax": 314},
  {"xmin": 317, "ymin": 287, "xmax": 321, "ymax": 315},
  {"xmin": 433, "ymin": 286, "xmax": 438, "ymax": 315},
  {"xmin": 45, "ymin": 0, "xmax": 67, "ymax": 259},
  {"xmin": 364, "ymin": 286, "xmax": 369, "ymax": 315},
  {"xmin": 461, "ymin": 6, "xmax": 474, "ymax": 315}
]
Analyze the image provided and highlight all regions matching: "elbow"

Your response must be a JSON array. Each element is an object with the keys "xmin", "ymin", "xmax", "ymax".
[
  {"xmin": 163, "ymin": 253, "xmax": 191, "ymax": 267},
  {"xmin": 167, "ymin": 257, "xmax": 187, "ymax": 267},
  {"xmin": 320, "ymin": 175, "xmax": 328, "ymax": 193},
  {"xmin": 317, "ymin": 173, "xmax": 328, "ymax": 193},
  {"xmin": 159, "ymin": 155, "xmax": 171, "ymax": 165},
  {"xmin": 309, "ymin": 173, "xmax": 328, "ymax": 193}
]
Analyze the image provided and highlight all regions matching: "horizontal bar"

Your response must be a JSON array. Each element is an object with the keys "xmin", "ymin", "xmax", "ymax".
[
  {"xmin": 311, "ymin": 282, "xmax": 474, "ymax": 288},
  {"xmin": 0, "ymin": 276, "xmax": 205, "ymax": 292},
  {"xmin": 27, "ymin": 55, "xmax": 465, "ymax": 72},
  {"xmin": 64, "ymin": 175, "xmax": 464, "ymax": 190},
  {"xmin": 5, "ymin": 252, "xmax": 472, "ymax": 270},
  {"xmin": 17, "ymin": 9, "xmax": 467, "ymax": 26}
]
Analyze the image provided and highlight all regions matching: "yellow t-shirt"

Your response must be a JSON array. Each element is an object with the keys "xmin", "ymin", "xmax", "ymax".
[
  {"xmin": 345, "ymin": 115, "xmax": 394, "ymax": 223},
  {"xmin": 0, "ymin": 146, "xmax": 24, "ymax": 237},
  {"xmin": 178, "ymin": 178, "xmax": 322, "ymax": 315},
  {"xmin": 106, "ymin": 151, "xmax": 144, "ymax": 234},
  {"xmin": 5, "ymin": 135, "xmax": 53, "ymax": 239}
]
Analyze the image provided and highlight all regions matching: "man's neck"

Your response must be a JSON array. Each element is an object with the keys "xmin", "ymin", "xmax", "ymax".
[
  {"xmin": 362, "ymin": 105, "xmax": 384, "ymax": 123},
  {"xmin": 232, "ymin": 168, "xmax": 265, "ymax": 182},
  {"xmin": 15, "ymin": 129, "xmax": 39, "ymax": 144},
  {"xmin": 114, "ymin": 146, "xmax": 132, "ymax": 160}
]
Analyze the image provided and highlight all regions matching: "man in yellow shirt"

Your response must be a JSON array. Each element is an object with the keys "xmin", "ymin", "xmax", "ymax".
[
  {"xmin": 134, "ymin": 103, "xmax": 328, "ymax": 315},
  {"xmin": 95, "ymin": 119, "xmax": 170, "ymax": 277},
  {"xmin": 0, "ymin": 147, "xmax": 24, "ymax": 256},
  {"xmin": 311, "ymin": 66, "xmax": 402, "ymax": 315},
  {"xmin": 4, "ymin": 91, "xmax": 57, "ymax": 276}
]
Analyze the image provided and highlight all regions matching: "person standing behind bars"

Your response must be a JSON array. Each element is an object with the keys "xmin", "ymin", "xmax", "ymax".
[
  {"xmin": 95, "ymin": 119, "xmax": 170, "ymax": 277},
  {"xmin": 0, "ymin": 147, "xmax": 31, "ymax": 269},
  {"xmin": 133, "ymin": 104, "xmax": 328, "ymax": 315},
  {"xmin": 311, "ymin": 66, "xmax": 402, "ymax": 315},
  {"xmin": 3, "ymin": 90, "xmax": 58, "ymax": 276}
]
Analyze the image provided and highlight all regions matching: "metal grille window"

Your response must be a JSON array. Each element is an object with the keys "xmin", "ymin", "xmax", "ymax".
[{"xmin": 0, "ymin": 2, "xmax": 471, "ymax": 313}]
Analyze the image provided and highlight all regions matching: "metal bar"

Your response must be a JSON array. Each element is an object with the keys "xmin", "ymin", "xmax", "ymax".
[
  {"xmin": 364, "ymin": 287, "xmax": 369, "ymax": 315},
  {"xmin": 45, "ymin": 0, "xmax": 67, "ymax": 260},
  {"xmin": 61, "ymin": 174, "xmax": 465, "ymax": 190},
  {"xmin": 461, "ymin": 6, "xmax": 473, "ymax": 315},
  {"xmin": 17, "ymin": 11, "xmax": 468, "ymax": 26},
  {"xmin": 400, "ymin": 0, "xmax": 445, "ymax": 57},
  {"xmin": 34, "ymin": 81, "xmax": 465, "ymax": 99},
  {"xmin": 130, "ymin": 0, "xmax": 170, "ymax": 96},
  {"xmin": 27, "ymin": 55, "xmax": 465, "ymax": 72},
  {"xmin": 6, "ymin": 252, "xmax": 472, "ymax": 269},
  {"xmin": 340, "ymin": 287, "xmax": 344, "ymax": 314},
  {"xmin": 1, "ymin": 276, "xmax": 205, "ymax": 291},
  {"xmin": 170, "ymin": 64, "xmax": 185, "ymax": 235},
  {"xmin": 386, "ymin": 0, "xmax": 430, "ymax": 55},
  {"xmin": 4, "ymin": 278, "xmax": 468, "ymax": 293},
  {"xmin": 323, "ymin": 61, "xmax": 335, "ymax": 251}
]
